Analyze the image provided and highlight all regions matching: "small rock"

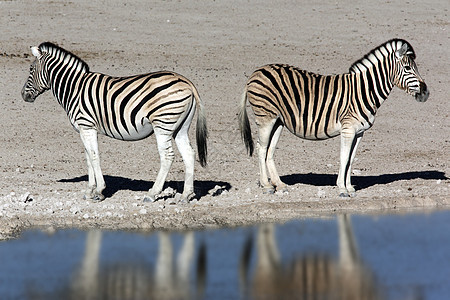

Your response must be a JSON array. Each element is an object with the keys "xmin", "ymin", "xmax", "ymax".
[
  {"xmin": 139, "ymin": 208, "xmax": 147, "ymax": 214},
  {"xmin": 352, "ymin": 169, "xmax": 362, "ymax": 175},
  {"xmin": 162, "ymin": 187, "xmax": 176, "ymax": 197},
  {"xmin": 21, "ymin": 193, "xmax": 33, "ymax": 203},
  {"xmin": 83, "ymin": 214, "xmax": 89, "ymax": 219},
  {"xmin": 317, "ymin": 188, "xmax": 326, "ymax": 198}
]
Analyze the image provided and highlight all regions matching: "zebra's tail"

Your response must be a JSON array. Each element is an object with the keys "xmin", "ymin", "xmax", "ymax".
[
  {"xmin": 192, "ymin": 87, "xmax": 208, "ymax": 167},
  {"xmin": 238, "ymin": 90, "xmax": 254, "ymax": 156}
]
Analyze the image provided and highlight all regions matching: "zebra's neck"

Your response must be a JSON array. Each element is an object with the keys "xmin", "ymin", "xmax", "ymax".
[
  {"xmin": 47, "ymin": 56, "xmax": 88, "ymax": 113},
  {"xmin": 348, "ymin": 53, "xmax": 396, "ymax": 113}
]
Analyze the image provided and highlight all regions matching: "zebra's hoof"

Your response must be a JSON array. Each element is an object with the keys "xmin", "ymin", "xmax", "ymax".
[
  {"xmin": 92, "ymin": 194, "xmax": 105, "ymax": 202},
  {"xmin": 276, "ymin": 186, "xmax": 288, "ymax": 193},
  {"xmin": 179, "ymin": 198, "xmax": 190, "ymax": 205},
  {"xmin": 83, "ymin": 193, "xmax": 104, "ymax": 202},
  {"xmin": 339, "ymin": 192, "xmax": 350, "ymax": 198},
  {"xmin": 179, "ymin": 192, "xmax": 195, "ymax": 204},
  {"xmin": 263, "ymin": 187, "xmax": 275, "ymax": 194},
  {"xmin": 143, "ymin": 195, "xmax": 156, "ymax": 203}
]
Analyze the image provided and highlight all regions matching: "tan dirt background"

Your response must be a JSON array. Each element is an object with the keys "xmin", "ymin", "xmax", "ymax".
[{"xmin": 0, "ymin": 0, "xmax": 448, "ymax": 239}]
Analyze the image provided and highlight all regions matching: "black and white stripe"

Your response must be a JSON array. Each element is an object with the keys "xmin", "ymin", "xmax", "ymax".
[
  {"xmin": 239, "ymin": 39, "xmax": 429, "ymax": 196},
  {"xmin": 22, "ymin": 42, "xmax": 207, "ymax": 202}
]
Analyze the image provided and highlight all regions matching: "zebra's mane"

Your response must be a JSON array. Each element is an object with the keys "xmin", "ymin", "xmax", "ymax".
[
  {"xmin": 38, "ymin": 42, "xmax": 90, "ymax": 72},
  {"xmin": 349, "ymin": 39, "xmax": 415, "ymax": 74}
]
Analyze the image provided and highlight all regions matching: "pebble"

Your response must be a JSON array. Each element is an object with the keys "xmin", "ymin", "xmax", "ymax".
[
  {"xmin": 352, "ymin": 169, "xmax": 362, "ymax": 175},
  {"xmin": 139, "ymin": 208, "xmax": 147, "ymax": 214},
  {"xmin": 317, "ymin": 188, "xmax": 326, "ymax": 198}
]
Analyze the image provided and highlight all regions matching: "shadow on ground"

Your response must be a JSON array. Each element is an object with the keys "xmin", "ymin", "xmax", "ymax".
[
  {"xmin": 58, "ymin": 176, "xmax": 232, "ymax": 199},
  {"xmin": 281, "ymin": 170, "xmax": 448, "ymax": 191}
]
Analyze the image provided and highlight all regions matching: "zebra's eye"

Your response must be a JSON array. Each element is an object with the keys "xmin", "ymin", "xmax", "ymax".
[{"xmin": 404, "ymin": 66, "xmax": 412, "ymax": 71}]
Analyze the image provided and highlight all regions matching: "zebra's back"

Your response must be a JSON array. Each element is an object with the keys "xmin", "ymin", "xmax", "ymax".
[
  {"xmin": 246, "ymin": 64, "xmax": 349, "ymax": 140},
  {"xmin": 76, "ymin": 71, "xmax": 197, "ymax": 141}
]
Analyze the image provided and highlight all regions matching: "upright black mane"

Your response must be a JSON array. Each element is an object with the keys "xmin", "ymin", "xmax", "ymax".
[
  {"xmin": 38, "ymin": 42, "xmax": 90, "ymax": 72},
  {"xmin": 349, "ymin": 38, "xmax": 416, "ymax": 74}
]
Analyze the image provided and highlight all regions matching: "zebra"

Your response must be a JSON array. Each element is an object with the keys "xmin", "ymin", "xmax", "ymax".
[
  {"xmin": 239, "ymin": 39, "xmax": 429, "ymax": 197},
  {"xmin": 21, "ymin": 42, "xmax": 207, "ymax": 203}
]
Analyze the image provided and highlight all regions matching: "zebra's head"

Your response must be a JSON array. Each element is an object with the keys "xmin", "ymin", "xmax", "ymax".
[
  {"xmin": 21, "ymin": 46, "xmax": 50, "ymax": 103},
  {"xmin": 392, "ymin": 42, "xmax": 429, "ymax": 102}
]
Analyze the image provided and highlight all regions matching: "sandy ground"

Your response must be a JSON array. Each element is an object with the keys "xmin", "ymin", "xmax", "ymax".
[{"xmin": 0, "ymin": 0, "xmax": 448, "ymax": 239}]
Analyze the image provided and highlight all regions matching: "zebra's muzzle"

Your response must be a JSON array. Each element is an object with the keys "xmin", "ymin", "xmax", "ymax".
[
  {"xmin": 22, "ymin": 91, "xmax": 37, "ymax": 103},
  {"xmin": 415, "ymin": 81, "xmax": 429, "ymax": 103},
  {"xmin": 21, "ymin": 87, "xmax": 37, "ymax": 103}
]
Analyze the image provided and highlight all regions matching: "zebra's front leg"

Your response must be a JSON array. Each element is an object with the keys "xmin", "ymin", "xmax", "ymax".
[
  {"xmin": 337, "ymin": 130, "xmax": 363, "ymax": 197},
  {"xmin": 84, "ymin": 149, "xmax": 96, "ymax": 199},
  {"xmin": 144, "ymin": 131, "xmax": 174, "ymax": 202},
  {"xmin": 80, "ymin": 128, "xmax": 105, "ymax": 201}
]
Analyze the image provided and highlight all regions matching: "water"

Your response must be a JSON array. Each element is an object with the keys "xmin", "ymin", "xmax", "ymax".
[{"xmin": 1, "ymin": 210, "xmax": 449, "ymax": 300}]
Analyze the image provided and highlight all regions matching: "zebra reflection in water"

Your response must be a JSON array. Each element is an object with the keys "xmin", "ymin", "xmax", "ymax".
[
  {"xmin": 69, "ymin": 231, "xmax": 206, "ymax": 300},
  {"xmin": 240, "ymin": 215, "xmax": 383, "ymax": 300}
]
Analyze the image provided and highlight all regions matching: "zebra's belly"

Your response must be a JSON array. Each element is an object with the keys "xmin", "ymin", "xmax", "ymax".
[
  {"xmin": 103, "ymin": 120, "xmax": 154, "ymax": 141},
  {"xmin": 290, "ymin": 123, "xmax": 341, "ymax": 140}
]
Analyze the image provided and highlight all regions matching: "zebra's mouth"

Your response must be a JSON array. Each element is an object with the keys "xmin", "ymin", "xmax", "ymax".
[
  {"xmin": 22, "ymin": 91, "xmax": 37, "ymax": 103},
  {"xmin": 415, "ymin": 82, "xmax": 429, "ymax": 103}
]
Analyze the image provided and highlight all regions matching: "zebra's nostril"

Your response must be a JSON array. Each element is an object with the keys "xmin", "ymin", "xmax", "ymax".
[{"xmin": 415, "ymin": 82, "xmax": 429, "ymax": 102}]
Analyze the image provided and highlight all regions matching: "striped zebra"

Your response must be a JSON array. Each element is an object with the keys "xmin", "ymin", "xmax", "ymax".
[
  {"xmin": 21, "ymin": 42, "xmax": 207, "ymax": 203},
  {"xmin": 239, "ymin": 39, "xmax": 429, "ymax": 197}
]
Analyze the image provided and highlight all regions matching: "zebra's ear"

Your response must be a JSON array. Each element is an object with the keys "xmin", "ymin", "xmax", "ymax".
[
  {"xmin": 395, "ymin": 43, "xmax": 408, "ymax": 59},
  {"xmin": 31, "ymin": 46, "xmax": 41, "ymax": 58}
]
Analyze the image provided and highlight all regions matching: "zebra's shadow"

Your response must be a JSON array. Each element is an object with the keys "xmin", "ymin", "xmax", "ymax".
[
  {"xmin": 281, "ymin": 170, "xmax": 448, "ymax": 191},
  {"xmin": 58, "ymin": 175, "xmax": 232, "ymax": 199}
]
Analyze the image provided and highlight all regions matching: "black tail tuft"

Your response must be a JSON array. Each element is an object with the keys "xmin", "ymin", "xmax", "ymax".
[
  {"xmin": 196, "ymin": 102, "xmax": 208, "ymax": 167},
  {"xmin": 238, "ymin": 91, "xmax": 254, "ymax": 156}
]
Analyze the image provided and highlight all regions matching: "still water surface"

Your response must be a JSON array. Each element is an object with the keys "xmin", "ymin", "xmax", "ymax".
[{"xmin": 1, "ymin": 210, "xmax": 449, "ymax": 300}]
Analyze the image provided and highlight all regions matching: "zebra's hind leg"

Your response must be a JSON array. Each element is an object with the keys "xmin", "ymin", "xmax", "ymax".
[
  {"xmin": 174, "ymin": 108, "xmax": 196, "ymax": 204},
  {"xmin": 80, "ymin": 128, "xmax": 106, "ymax": 202},
  {"xmin": 256, "ymin": 119, "xmax": 278, "ymax": 194},
  {"xmin": 337, "ymin": 130, "xmax": 363, "ymax": 197},
  {"xmin": 144, "ymin": 129, "xmax": 175, "ymax": 202},
  {"xmin": 266, "ymin": 120, "xmax": 287, "ymax": 192}
]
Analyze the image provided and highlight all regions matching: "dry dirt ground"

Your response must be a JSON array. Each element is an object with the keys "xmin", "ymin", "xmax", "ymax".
[{"xmin": 0, "ymin": 0, "xmax": 448, "ymax": 239}]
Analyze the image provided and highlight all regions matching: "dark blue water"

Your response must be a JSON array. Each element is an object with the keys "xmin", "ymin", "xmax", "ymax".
[{"xmin": 0, "ymin": 210, "xmax": 449, "ymax": 300}]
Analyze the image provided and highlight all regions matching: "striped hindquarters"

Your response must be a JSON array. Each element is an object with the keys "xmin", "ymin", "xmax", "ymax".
[
  {"xmin": 76, "ymin": 71, "xmax": 196, "ymax": 141},
  {"xmin": 246, "ymin": 64, "xmax": 349, "ymax": 140}
]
